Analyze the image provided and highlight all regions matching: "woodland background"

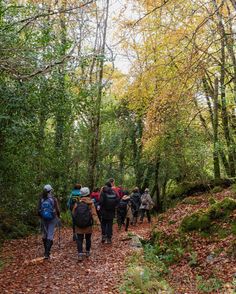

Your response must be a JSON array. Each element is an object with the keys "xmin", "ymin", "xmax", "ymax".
[{"xmin": 1, "ymin": 0, "xmax": 236, "ymax": 241}]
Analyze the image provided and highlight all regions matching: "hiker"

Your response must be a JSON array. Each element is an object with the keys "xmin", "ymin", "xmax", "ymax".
[
  {"xmin": 90, "ymin": 187, "xmax": 101, "ymax": 221},
  {"xmin": 99, "ymin": 181, "xmax": 120, "ymax": 244},
  {"xmin": 67, "ymin": 183, "xmax": 82, "ymax": 241},
  {"xmin": 109, "ymin": 178, "xmax": 123, "ymax": 199},
  {"xmin": 139, "ymin": 188, "xmax": 154, "ymax": 223},
  {"xmin": 72, "ymin": 187, "xmax": 100, "ymax": 262},
  {"xmin": 117, "ymin": 191, "xmax": 132, "ymax": 231},
  {"xmin": 38, "ymin": 184, "xmax": 60, "ymax": 259},
  {"xmin": 130, "ymin": 187, "xmax": 141, "ymax": 225}
]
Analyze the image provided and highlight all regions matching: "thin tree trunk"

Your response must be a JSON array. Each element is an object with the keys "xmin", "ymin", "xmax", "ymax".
[
  {"xmin": 213, "ymin": 77, "xmax": 221, "ymax": 179},
  {"xmin": 88, "ymin": 0, "xmax": 110, "ymax": 190}
]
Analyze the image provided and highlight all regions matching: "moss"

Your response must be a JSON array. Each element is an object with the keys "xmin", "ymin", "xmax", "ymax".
[
  {"xmin": 208, "ymin": 197, "xmax": 216, "ymax": 205},
  {"xmin": 181, "ymin": 197, "xmax": 201, "ymax": 205},
  {"xmin": 208, "ymin": 198, "xmax": 236, "ymax": 219},
  {"xmin": 211, "ymin": 186, "xmax": 223, "ymax": 193},
  {"xmin": 180, "ymin": 197, "xmax": 236, "ymax": 232},
  {"xmin": 181, "ymin": 210, "xmax": 211, "ymax": 232}
]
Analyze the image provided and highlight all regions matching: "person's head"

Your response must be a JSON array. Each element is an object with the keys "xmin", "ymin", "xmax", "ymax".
[
  {"xmin": 80, "ymin": 187, "xmax": 90, "ymax": 197},
  {"xmin": 93, "ymin": 187, "xmax": 100, "ymax": 192},
  {"xmin": 74, "ymin": 183, "xmax": 81, "ymax": 190},
  {"xmin": 42, "ymin": 184, "xmax": 53, "ymax": 198},
  {"xmin": 109, "ymin": 178, "xmax": 115, "ymax": 186},
  {"xmin": 144, "ymin": 188, "xmax": 149, "ymax": 193},
  {"xmin": 123, "ymin": 190, "xmax": 129, "ymax": 196},
  {"xmin": 105, "ymin": 181, "xmax": 112, "ymax": 188},
  {"xmin": 133, "ymin": 187, "xmax": 139, "ymax": 192}
]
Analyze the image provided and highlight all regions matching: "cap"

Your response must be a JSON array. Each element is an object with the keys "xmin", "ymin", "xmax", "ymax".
[
  {"xmin": 44, "ymin": 184, "xmax": 53, "ymax": 192},
  {"xmin": 80, "ymin": 187, "xmax": 90, "ymax": 197}
]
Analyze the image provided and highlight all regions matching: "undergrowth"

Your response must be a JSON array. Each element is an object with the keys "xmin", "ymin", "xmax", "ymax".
[{"xmin": 120, "ymin": 249, "xmax": 173, "ymax": 294}]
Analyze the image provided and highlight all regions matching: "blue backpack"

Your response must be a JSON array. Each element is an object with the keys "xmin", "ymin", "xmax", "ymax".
[{"xmin": 40, "ymin": 197, "xmax": 55, "ymax": 221}]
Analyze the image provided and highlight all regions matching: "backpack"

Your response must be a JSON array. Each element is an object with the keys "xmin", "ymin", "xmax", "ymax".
[
  {"xmin": 40, "ymin": 197, "xmax": 55, "ymax": 221},
  {"xmin": 118, "ymin": 200, "xmax": 128, "ymax": 210},
  {"xmin": 105, "ymin": 191, "xmax": 118, "ymax": 210},
  {"xmin": 73, "ymin": 201, "xmax": 93, "ymax": 228}
]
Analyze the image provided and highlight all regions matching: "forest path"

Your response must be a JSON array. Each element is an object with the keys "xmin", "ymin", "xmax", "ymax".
[{"xmin": 0, "ymin": 222, "xmax": 152, "ymax": 294}]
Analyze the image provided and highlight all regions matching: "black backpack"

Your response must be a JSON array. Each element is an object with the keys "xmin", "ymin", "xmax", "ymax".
[
  {"xmin": 118, "ymin": 199, "xmax": 128, "ymax": 210},
  {"xmin": 73, "ymin": 201, "xmax": 93, "ymax": 228},
  {"xmin": 105, "ymin": 191, "xmax": 118, "ymax": 210}
]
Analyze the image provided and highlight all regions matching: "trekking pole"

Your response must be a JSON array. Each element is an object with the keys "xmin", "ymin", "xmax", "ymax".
[
  {"xmin": 57, "ymin": 218, "xmax": 62, "ymax": 250},
  {"xmin": 37, "ymin": 219, "xmax": 42, "ymax": 257}
]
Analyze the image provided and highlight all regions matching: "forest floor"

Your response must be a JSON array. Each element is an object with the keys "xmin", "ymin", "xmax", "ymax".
[
  {"xmin": 0, "ymin": 188, "xmax": 236, "ymax": 293},
  {"xmin": 0, "ymin": 221, "xmax": 151, "ymax": 294}
]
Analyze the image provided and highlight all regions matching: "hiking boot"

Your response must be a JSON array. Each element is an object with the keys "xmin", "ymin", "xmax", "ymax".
[
  {"xmin": 85, "ymin": 251, "xmax": 90, "ymax": 258},
  {"xmin": 44, "ymin": 240, "xmax": 53, "ymax": 259},
  {"xmin": 78, "ymin": 253, "xmax": 83, "ymax": 262},
  {"xmin": 101, "ymin": 235, "xmax": 106, "ymax": 243},
  {"xmin": 106, "ymin": 238, "xmax": 112, "ymax": 244}
]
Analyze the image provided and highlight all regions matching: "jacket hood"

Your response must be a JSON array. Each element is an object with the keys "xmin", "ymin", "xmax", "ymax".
[
  {"xmin": 80, "ymin": 196, "xmax": 93, "ymax": 205},
  {"xmin": 71, "ymin": 189, "xmax": 81, "ymax": 196}
]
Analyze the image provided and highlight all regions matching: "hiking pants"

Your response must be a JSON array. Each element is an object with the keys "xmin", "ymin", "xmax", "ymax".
[
  {"xmin": 125, "ymin": 217, "xmax": 130, "ymax": 231},
  {"xmin": 42, "ymin": 217, "xmax": 58, "ymax": 240},
  {"xmin": 117, "ymin": 210, "xmax": 126, "ymax": 229},
  {"xmin": 76, "ymin": 233, "xmax": 92, "ymax": 254},
  {"xmin": 140, "ymin": 209, "xmax": 151, "ymax": 223},
  {"xmin": 101, "ymin": 218, "xmax": 113, "ymax": 239}
]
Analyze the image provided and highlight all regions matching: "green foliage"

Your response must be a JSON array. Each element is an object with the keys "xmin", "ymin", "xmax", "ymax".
[
  {"xmin": 60, "ymin": 211, "xmax": 72, "ymax": 227},
  {"xmin": 181, "ymin": 197, "xmax": 202, "ymax": 205},
  {"xmin": 196, "ymin": 275, "xmax": 222, "ymax": 293},
  {"xmin": 210, "ymin": 186, "xmax": 223, "ymax": 193},
  {"xmin": 149, "ymin": 231, "xmax": 185, "ymax": 265},
  {"xmin": 180, "ymin": 197, "xmax": 236, "ymax": 232},
  {"xmin": 188, "ymin": 251, "xmax": 198, "ymax": 267},
  {"xmin": 120, "ymin": 250, "xmax": 172, "ymax": 294}
]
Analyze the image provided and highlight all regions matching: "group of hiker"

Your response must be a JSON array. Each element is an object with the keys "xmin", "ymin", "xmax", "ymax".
[{"xmin": 38, "ymin": 178, "xmax": 155, "ymax": 261}]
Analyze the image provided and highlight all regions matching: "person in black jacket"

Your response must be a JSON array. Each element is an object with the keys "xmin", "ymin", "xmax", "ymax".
[
  {"xmin": 99, "ymin": 182, "xmax": 119, "ymax": 244},
  {"xmin": 130, "ymin": 187, "xmax": 141, "ymax": 225}
]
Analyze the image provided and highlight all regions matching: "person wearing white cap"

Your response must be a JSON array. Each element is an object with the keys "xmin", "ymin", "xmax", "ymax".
[
  {"xmin": 72, "ymin": 187, "xmax": 100, "ymax": 262},
  {"xmin": 38, "ymin": 184, "xmax": 60, "ymax": 259}
]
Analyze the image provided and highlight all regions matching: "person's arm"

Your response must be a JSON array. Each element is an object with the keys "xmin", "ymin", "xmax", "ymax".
[
  {"xmin": 37, "ymin": 198, "xmax": 42, "ymax": 217},
  {"xmin": 91, "ymin": 202, "xmax": 100, "ymax": 225},
  {"xmin": 147, "ymin": 194, "xmax": 154, "ymax": 206}
]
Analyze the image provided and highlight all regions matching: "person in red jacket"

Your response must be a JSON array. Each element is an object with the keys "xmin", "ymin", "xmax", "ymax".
[{"xmin": 109, "ymin": 178, "xmax": 123, "ymax": 199}]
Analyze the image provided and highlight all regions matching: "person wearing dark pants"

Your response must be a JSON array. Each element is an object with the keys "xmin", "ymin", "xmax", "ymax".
[
  {"xmin": 101, "ymin": 219, "xmax": 113, "ymax": 243},
  {"xmin": 72, "ymin": 187, "xmax": 100, "ymax": 262},
  {"xmin": 140, "ymin": 209, "xmax": 151, "ymax": 223},
  {"xmin": 76, "ymin": 233, "xmax": 92, "ymax": 256},
  {"xmin": 139, "ymin": 188, "xmax": 154, "ymax": 224},
  {"xmin": 99, "ymin": 182, "xmax": 119, "ymax": 244}
]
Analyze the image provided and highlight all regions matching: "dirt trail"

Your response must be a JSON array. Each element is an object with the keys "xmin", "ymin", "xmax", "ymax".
[{"xmin": 0, "ymin": 223, "xmax": 152, "ymax": 294}]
